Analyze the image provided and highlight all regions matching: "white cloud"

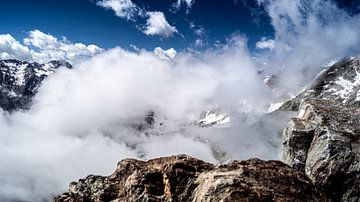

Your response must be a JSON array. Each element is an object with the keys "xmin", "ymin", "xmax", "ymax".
[
  {"xmin": 95, "ymin": 1, "xmax": 178, "ymax": 38},
  {"xmin": 174, "ymin": 0, "xmax": 195, "ymax": 10},
  {"xmin": 153, "ymin": 47, "xmax": 177, "ymax": 60},
  {"xmin": 256, "ymin": 38, "xmax": 276, "ymax": 49},
  {"xmin": 0, "ymin": 34, "xmax": 33, "ymax": 61},
  {"xmin": 0, "ymin": 37, "xmax": 281, "ymax": 200},
  {"xmin": 0, "ymin": 30, "xmax": 103, "ymax": 63},
  {"xmin": 96, "ymin": 0, "xmax": 138, "ymax": 20},
  {"xmin": 189, "ymin": 22, "xmax": 207, "ymax": 48},
  {"xmin": 256, "ymin": 0, "xmax": 360, "ymax": 93},
  {"xmin": 143, "ymin": 11, "xmax": 178, "ymax": 38},
  {"xmin": 24, "ymin": 30, "xmax": 103, "ymax": 63},
  {"xmin": 194, "ymin": 39, "xmax": 205, "ymax": 47},
  {"xmin": 189, "ymin": 22, "xmax": 206, "ymax": 37}
]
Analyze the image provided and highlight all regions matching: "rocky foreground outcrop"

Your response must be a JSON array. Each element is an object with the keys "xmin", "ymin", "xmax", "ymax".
[
  {"xmin": 283, "ymin": 98, "xmax": 360, "ymax": 201},
  {"xmin": 55, "ymin": 155, "xmax": 327, "ymax": 201}
]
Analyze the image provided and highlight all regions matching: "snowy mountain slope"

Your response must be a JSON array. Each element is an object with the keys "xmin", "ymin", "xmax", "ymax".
[
  {"xmin": 0, "ymin": 59, "xmax": 72, "ymax": 111},
  {"xmin": 280, "ymin": 57, "xmax": 360, "ymax": 111}
]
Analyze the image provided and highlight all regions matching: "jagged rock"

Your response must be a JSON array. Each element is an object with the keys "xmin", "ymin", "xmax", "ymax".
[
  {"xmin": 0, "ymin": 59, "xmax": 72, "ymax": 111},
  {"xmin": 55, "ymin": 155, "xmax": 327, "ymax": 202},
  {"xmin": 283, "ymin": 98, "xmax": 360, "ymax": 201},
  {"xmin": 280, "ymin": 57, "xmax": 360, "ymax": 111}
]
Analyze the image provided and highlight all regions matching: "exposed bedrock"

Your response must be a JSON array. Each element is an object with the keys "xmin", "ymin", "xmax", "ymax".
[{"xmin": 283, "ymin": 98, "xmax": 360, "ymax": 201}]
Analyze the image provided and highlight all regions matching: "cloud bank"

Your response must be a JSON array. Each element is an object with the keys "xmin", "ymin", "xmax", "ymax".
[
  {"xmin": 0, "ymin": 30, "xmax": 103, "ymax": 64},
  {"xmin": 0, "ymin": 36, "xmax": 281, "ymax": 201}
]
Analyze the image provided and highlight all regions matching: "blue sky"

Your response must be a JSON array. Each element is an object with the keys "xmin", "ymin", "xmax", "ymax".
[
  {"xmin": 0, "ymin": 0, "xmax": 359, "ymax": 52},
  {"xmin": 0, "ymin": 0, "xmax": 275, "ymax": 51}
]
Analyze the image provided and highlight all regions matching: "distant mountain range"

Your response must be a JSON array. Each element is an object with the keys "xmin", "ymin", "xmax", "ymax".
[{"xmin": 0, "ymin": 59, "xmax": 72, "ymax": 111}]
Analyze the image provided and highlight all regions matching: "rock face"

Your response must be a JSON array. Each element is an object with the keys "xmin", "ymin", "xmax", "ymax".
[
  {"xmin": 283, "ymin": 98, "xmax": 360, "ymax": 201},
  {"xmin": 55, "ymin": 155, "xmax": 327, "ymax": 202},
  {"xmin": 0, "ymin": 59, "xmax": 72, "ymax": 111},
  {"xmin": 281, "ymin": 58, "xmax": 360, "ymax": 111}
]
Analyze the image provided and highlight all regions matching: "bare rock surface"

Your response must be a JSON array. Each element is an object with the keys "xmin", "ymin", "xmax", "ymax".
[
  {"xmin": 283, "ymin": 98, "xmax": 360, "ymax": 201},
  {"xmin": 55, "ymin": 155, "xmax": 327, "ymax": 202}
]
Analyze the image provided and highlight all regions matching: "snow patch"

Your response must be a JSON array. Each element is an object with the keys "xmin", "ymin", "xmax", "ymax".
[
  {"xmin": 329, "ymin": 69, "xmax": 360, "ymax": 102},
  {"xmin": 199, "ymin": 110, "xmax": 230, "ymax": 127}
]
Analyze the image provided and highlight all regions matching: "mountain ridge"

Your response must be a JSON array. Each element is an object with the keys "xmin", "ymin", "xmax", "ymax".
[{"xmin": 0, "ymin": 59, "xmax": 72, "ymax": 111}]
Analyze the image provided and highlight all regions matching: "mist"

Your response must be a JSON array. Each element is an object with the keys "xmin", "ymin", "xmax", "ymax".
[{"xmin": 1, "ymin": 0, "xmax": 360, "ymax": 201}]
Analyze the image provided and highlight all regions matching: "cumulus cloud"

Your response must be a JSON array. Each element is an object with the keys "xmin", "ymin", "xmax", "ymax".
[
  {"xmin": 95, "ymin": 0, "xmax": 178, "ymax": 38},
  {"xmin": 0, "ymin": 34, "xmax": 33, "ymax": 61},
  {"xmin": 256, "ymin": 38, "xmax": 276, "ymax": 49},
  {"xmin": 0, "ymin": 30, "xmax": 103, "ymax": 64},
  {"xmin": 96, "ymin": 0, "xmax": 138, "ymax": 20},
  {"xmin": 153, "ymin": 47, "xmax": 177, "ymax": 60},
  {"xmin": 143, "ymin": 11, "xmax": 178, "ymax": 38}
]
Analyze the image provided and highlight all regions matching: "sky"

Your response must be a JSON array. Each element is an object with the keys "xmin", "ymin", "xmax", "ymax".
[
  {"xmin": 0, "ymin": 0, "xmax": 275, "ymax": 51},
  {"xmin": 0, "ymin": 0, "xmax": 359, "ymax": 54},
  {"xmin": 1, "ymin": 0, "xmax": 360, "ymax": 201}
]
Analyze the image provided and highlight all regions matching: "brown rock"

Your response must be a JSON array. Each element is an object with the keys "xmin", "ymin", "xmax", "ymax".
[{"xmin": 55, "ymin": 155, "xmax": 327, "ymax": 202}]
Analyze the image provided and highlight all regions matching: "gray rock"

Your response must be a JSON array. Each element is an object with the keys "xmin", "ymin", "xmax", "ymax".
[
  {"xmin": 280, "ymin": 58, "xmax": 360, "ymax": 111},
  {"xmin": 283, "ymin": 98, "xmax": 360, "ymax": 201}
]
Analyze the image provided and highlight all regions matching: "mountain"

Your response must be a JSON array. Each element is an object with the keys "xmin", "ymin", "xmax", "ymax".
[
  {"xmin": 280, "ymin": 57, "xmax": 360, "ymax": 111},
  {"xmin": 0, "ymin": 59, "xmax": 72, "ymax": 112},
  {"xmin": 0, "ymin": 57, "xmax": 358, "ymax": 201},
  {"xmin": 56, "ymin": 57, "xmax": 360, "ymax": 201},
  {"xmin": 278, "ymin": 57, "xmax": 360, "ymax": 201}
]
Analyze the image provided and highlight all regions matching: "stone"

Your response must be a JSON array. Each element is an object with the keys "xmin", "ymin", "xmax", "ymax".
[
  {"xmin": 282, "ymin": 98, "xmax": 360, "ymax": 201},
  {"xmin": 55, "ymin": 155, "xmax": 327, "ymax": 202}
]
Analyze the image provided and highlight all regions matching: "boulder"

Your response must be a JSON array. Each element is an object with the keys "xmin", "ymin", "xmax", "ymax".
[{"xmin": 283, "ymin": 98, "xmax": 360, "ymax": 201}]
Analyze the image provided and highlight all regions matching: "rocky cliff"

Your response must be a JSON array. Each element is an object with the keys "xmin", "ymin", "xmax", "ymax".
[
  {"xmin": 282, "ymin": 98, "xmax": 360, "ymax": 201},
  {"xmin": 280, "ymin": 57, "xmax": 360, "ymax": 201},
  {"xmin": 55, "ymin": 155, "xmax": 327, "ymax": 202}
]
